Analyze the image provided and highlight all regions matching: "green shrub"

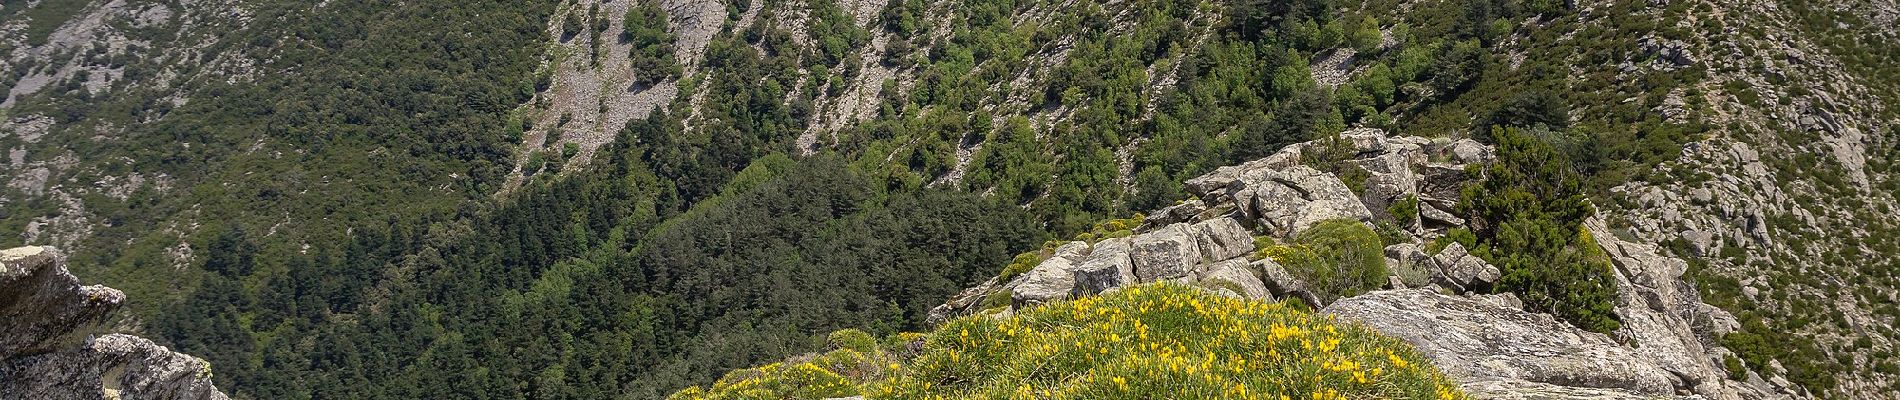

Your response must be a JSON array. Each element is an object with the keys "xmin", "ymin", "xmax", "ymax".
[
  {"xmin": 996, "ymin": 252, "xmax": 1044, "ymax": 282},
  {"xmin": 1723, "ymin": 354, "xmax": 1747, "ymax": 380},
  {"xmin": 1375, "ymin": 221, "xmax": 1409, "ymax": 247},
  {"xmin": 670, "ymin": 283, "xmax": 1472, "ymax": 400},
  {"xmin": 1277, "ymin": 219, "xmax": 1389, "ymax": 303},
  {"xmin": 829, "ymin": 329, "xmax": 879, "ymax": 354},
  {"xmin": 624, "ymin": 0, "xmax": 681, "ymax": 84},
  {"xmin": 1456, "ymin": 127, "xmax": 1620, "ymax": 333},
  {"xmin": 1389, "ymin": 195, "xmax": 1421, "ymax": 226}
]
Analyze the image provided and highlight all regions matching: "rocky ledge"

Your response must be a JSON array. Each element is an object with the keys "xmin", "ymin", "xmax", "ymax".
[
  {"xmin": 930, "ymin": 129, "xmax": 1782, "ymax": 399},
  {"xmin": 0, "ymin": 246, "xmax": 229, "ymax": 400}
]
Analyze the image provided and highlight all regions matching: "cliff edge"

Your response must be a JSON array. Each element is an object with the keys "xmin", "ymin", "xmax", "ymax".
[{"xmin": 0, "ymin": 246, "xmax": 228, "ymax": 400}]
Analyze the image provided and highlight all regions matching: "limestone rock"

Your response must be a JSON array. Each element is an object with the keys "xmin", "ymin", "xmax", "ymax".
[{"xmin": 1324, "ymin": 290, "xmax": 1679, "ymax": 396}]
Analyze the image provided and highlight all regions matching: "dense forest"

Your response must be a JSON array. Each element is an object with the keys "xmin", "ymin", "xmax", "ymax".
[{"xmin": 14, "ymin": 0, "xmax": 1887, "ymax": 397}]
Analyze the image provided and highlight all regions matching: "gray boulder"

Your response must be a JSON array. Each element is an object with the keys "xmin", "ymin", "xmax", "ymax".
[
  {"xmin": 1587, "ymin": 218, "xmax": 1766, "ymax": 400},
  {"xmin": 1139, "ymin": 199, "xmax": 1207, "ymax": 231},
  {"xmin": 1188, "ymin": 217, "xmax": 1255, "ymax": 262},
  {"xmin": 1252, "ymin": 259, "xmax": 1323, "ymax": 307},
  {"xmin": 1448, "ymin": 139, "xmax": 1495, "ymax": 164},
  {"xmin": 1338, "ymin": 128, "xmax": 1390, "ymax": 154},
  {"xmin": 1230, "ymin": 165, "xmax": 1373, "ymax": 238},
  {"xmin": 1130, "ymin": 224, "xmax": 1201, "ymax": 282},
  {"xmin": 1, "ymin": 335, "xmax": 228, "ymax": 400},
  {"xmin": 1417, "ymin": 164, "xmax": 1474, "ymax": 205},
  {"xmin": 1383, "ymin": 243, "xmax": 1433, "ymax": 288},
  {"xmin": 1355, "ymin": 151, "xmax": 1421, "ymax": 219},
  {"xmin": 1011, "ymin": 257, "xmax": 1078, "ymax": 305},
  {"xmin": 1419, "ymin": 203, "xmax": 1464, "ymax": 227},
  {"xmin": 1323, "ymin": 290, "xmax": 1679, "ymax": 396},
  {"xmin": 1071, "ymin": 239, "xmax": 1136, "ymax": 297},
  {"xmin": 1183, "ymin": 154, "xmax": 1296, "ymax": 200},
  {"xmin": 1462, "ymin": 379, "xmax": 1681, "ymax": 400},
  {"xmin": 1430, "ymin": 243, "xmax": 1500, "ymax": 292},
  {"xmin": 1050, "ymin": 241, "xmax": 1092, "ymax": 262},
  {"xmin": 1196, "ymin": 259, "xmax": 1271, "ymax": 299}
]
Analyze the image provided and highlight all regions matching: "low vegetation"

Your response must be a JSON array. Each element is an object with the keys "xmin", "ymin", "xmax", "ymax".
[
  {"xmin": 670, "ymin": 283, "xmax": 1470, "ymax": 400},
  {"xmin": 1259, "ymin": 219, "xmax": 1388, "ymax": 303}
]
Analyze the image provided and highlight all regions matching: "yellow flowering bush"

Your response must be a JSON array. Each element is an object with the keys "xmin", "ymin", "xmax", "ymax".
[{"xmin": 670, "ymin": 283, "xmax": 1470, "ymax": 400}]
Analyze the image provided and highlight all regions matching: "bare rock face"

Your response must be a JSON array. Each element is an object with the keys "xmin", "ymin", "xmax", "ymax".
[
  {"xmin": 1462, "ymin": 379, "xmax": 1668, "ymax": 400},
  {"xmin": 0, "ymin": 246, "xmax": 229, "ymax": 400},
  {"xmin": 1428, "ymin": 243, "xmax": 1501, "ymax": 293},
  {"xmin": 1, "ymin": 246, "xmax": 124, "ymax": 360},
  {"xmin": 1070, "ymin": 239, "xmax": 1136, "ymax": 297},
  {"xmin": 1229, "ymin": 165, "xmax": 1375, "ymax": 238},
  {"xmin": 1586, "ymin": 218, "xmax": 1772, "ymax": 400},
  {"xmin": 2, "ymin": 334, "xmax": 227, "ymax": 400},
  {"xmin": 1010, "ymin": 256, "xmax": 1078, "ymax": 306},
  {"xmin": 1323, "ymin": 290, "xmax": 1681, "ymax": 396},
  {"xmin": 1189, "ymin": 217, "xmax": 1255, "ymax": 262}
]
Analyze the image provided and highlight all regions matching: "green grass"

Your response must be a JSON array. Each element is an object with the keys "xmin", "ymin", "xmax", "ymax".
[{"xmin": 669, "ymin": 283, "xmax": 1470, "ymax": 400}]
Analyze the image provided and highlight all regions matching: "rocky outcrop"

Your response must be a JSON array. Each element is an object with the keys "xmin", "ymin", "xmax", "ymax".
[
  {"xmin": 2, "ymin": 334, "xmax": 226, "ymax": 400},
  {"xmin": 937, "ymin": 129, "xmax": 1498, "ymax": 320},
  {"xmin": 1325, "ymin": 290, "xmax": 1681, "ymax": 396},
  {"xmin": 1129, "ymin": 224, "xmax": 1205, "ymax": 282},
  {"xmin": 0, "ymin": 246, "xmax": 229, "ymax": 400},
  {"xmin": 1, "ymin": 246, "xmax": 124, "ymax": 360},
  {"xmin": 1220, "ymin": 165, "xmax": 1374, "ymax": 238},
  {"xmin": 1198, "ymin": 259, "xmax": 1271, "ymax": 299},
  {"xmin": 1427, "ymin": 243, "xmax": 1501, "ymax": 293},
  {"xmin": 1588, "ymin": 218, "xmax": 1773, "ymax": 400},
  {"xmin": 1321, "ymin": 221, "xmax": 1776, "ymax": 400},
  {"xmin": 934, "ymin": 129, "xmax": 1773, "ymax": 399}
]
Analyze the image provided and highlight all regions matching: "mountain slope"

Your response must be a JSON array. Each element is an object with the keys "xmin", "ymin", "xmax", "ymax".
[{"xmin": 1, "ymin": 0, "xmax": 1894, "ymax": 398}]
